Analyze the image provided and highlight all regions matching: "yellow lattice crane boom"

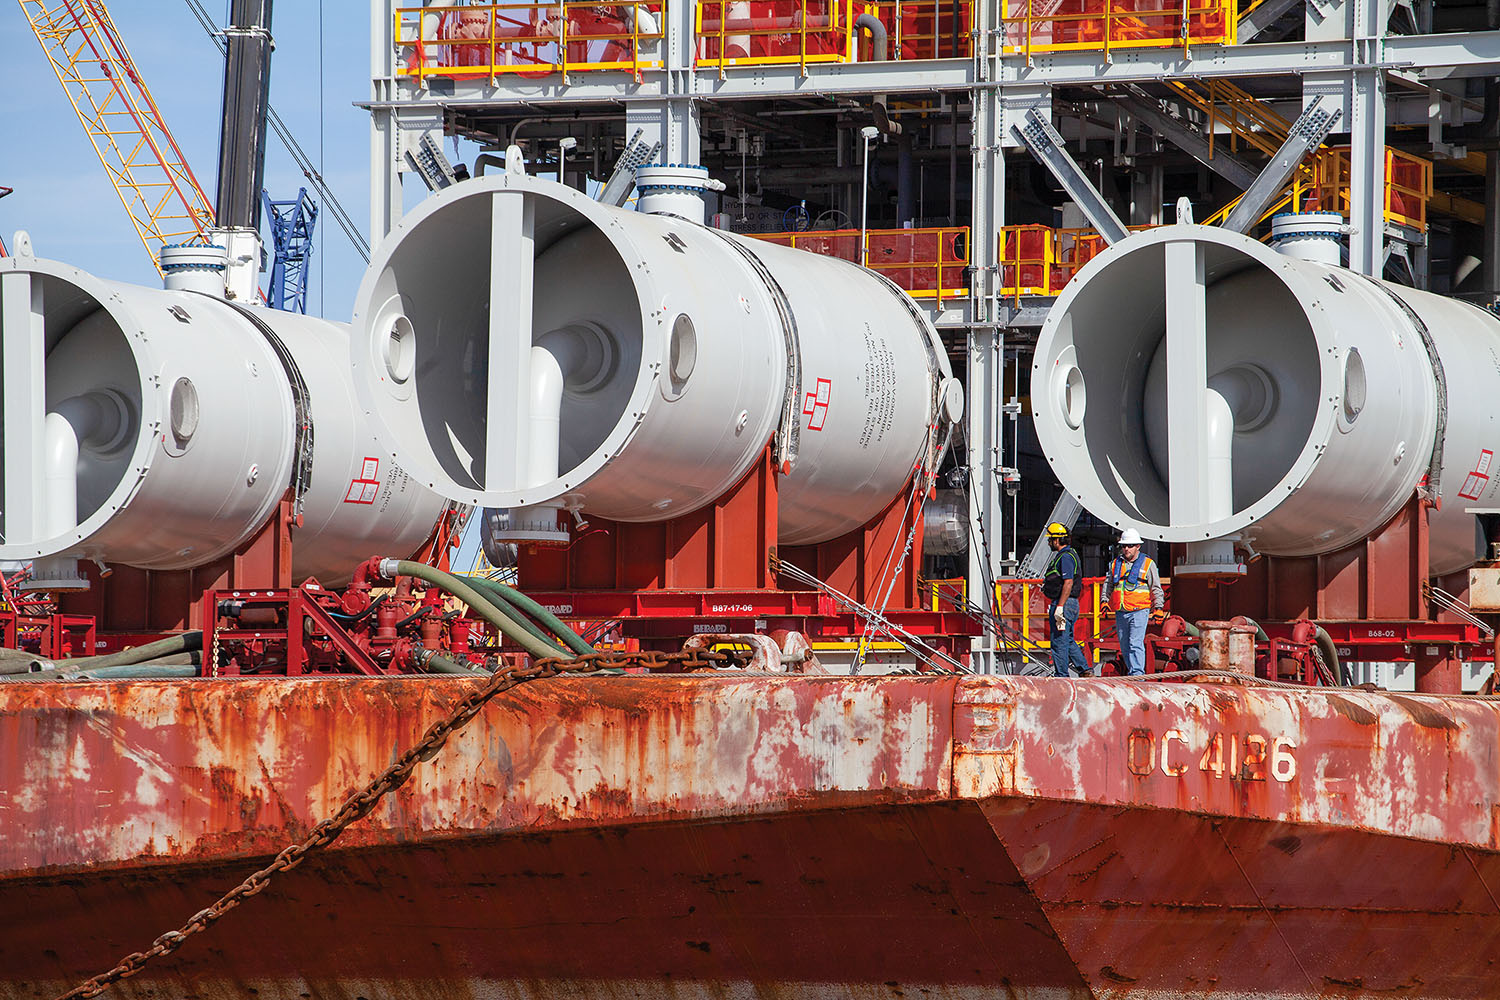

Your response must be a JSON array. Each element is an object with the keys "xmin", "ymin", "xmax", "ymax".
[{"xmin": 19, "ymin": 0, "xmax": 216, "ymax": 274}]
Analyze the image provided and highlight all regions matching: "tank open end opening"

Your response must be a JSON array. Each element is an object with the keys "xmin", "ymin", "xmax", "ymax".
[
  {"xmin": 0, "ymin": 267, "xmax": 143, "ymax": 559},
  {"xmin": 1040, "ymin": 231, "xmax": 1321, "ymax": 539},
  {"xmin": 358, "ymin": 186, "xmax": 645, "ymax": 506}
]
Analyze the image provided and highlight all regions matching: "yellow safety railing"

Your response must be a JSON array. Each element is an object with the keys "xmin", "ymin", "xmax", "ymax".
[
  {"xmin": 858, "ymin": 0, "xmax": 971, "ymax": 59},
  {"xmin": 696, "ymin": 0, "xmax": 855, "ymax": 73},
  {"xmin": 1311, "ymin": 147, "xmax": 1433, "ymax": 233},
  {"xmin": 923, "ymin": 577, "xmax": 968, "ymax": 611},
  {"xmin": 1001, "ymin": 0, "xmax": 1235, "ymax": 59},
  {"xmin": 1000, "ymin": 223, "xmax": 1056, "ymax": 299},
  {"xmin": 995, "ymin": 577, "xmax": 1108, "ymax": 655},
  {"xmin": 752, "ymin": 226, "xmax": 969, "ymax": 303},
  {"xmin": 1200, "ymin": 175, "xmax": 1305, "ymax": 229},
  {"xmin": 1166, "ymin": 78, "xmax": 1290, "ymax": 160},
  {"xmin": 999, "ymin": 225, "xmax": 1145, "ymax": 298},
  {"xmin": 395, "ymin": 2, "xmax": 664, "ymax": 83}
]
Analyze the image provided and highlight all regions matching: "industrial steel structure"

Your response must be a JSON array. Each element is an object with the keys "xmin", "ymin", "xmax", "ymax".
[
  {"xmin": 13, "ymin": 6, "xmax": 1500, "ymax": 998},
  {"xmin": 367, "ymin": 0, "xmax": 1500, "ymax": 672}
]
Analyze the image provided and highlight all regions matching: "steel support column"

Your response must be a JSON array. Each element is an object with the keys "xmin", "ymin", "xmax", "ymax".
[
  {"xmin": 968, "ymin": 0, "xmax": 1007, "ymax": 672},
  {"xmin": 1482, "ymin": 149, "xmax": 1500, "ymax": 303},
  {"xmin": 624, "ymin": 0, "xmax": 702, "ymax": 170},
  {"xmin": 624, "ymin": 98, "xmax": 702, "ymax": 176},
  {"xmin": 369, "ymin": 2, "xmax": 402, "ymax": 247},
  {"xmin": 1347, "ymin": 0, "xmax": 1388, "ymax": 275}
]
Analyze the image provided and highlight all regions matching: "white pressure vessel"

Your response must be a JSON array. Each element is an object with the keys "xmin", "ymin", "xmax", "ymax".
[
  {"xmin": 350, "ymin": 173, "xmax": 959, "ymax": 546},
  {"xmin": 1032, "ymin": 222, "xmax": 1498, "ymax": 576},
  {"xmin": 0, "ymin": 254, "xmax": 448, "ymax": 587}
]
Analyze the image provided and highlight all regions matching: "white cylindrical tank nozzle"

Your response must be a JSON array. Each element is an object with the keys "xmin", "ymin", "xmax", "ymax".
[
  {"xmin": 634, "ymin": 163, "xmax": 723, "ymax": 222},
  {"xmin": 159, "ymin": 242, "xmax": 228, "ymax": 296},
  {"xmin": 1269, "ymin": 211, "xmax": 1345, "ymax": 266}
]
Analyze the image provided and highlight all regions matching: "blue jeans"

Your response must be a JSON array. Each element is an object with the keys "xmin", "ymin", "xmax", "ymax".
[
  {"xmin": 1116, "ymin": 608, "xmax": 1149, "ymax": 676},
  {"xmin": 1050, "ymin": 597, "xmax": 1089, "ymax": 677}
]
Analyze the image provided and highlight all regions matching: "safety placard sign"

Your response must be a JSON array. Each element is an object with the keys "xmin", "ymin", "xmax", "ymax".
[
  {"xmin": 802, "ymin": 377, "xmax": 832, "ymax": 431},
  {"xmin": 344, "ymin": 457, "xmax": 382, "ymax": 504},
  {"xmin": 1458, "ymin": 449, "xmax": 1494, "ymax": 502}
]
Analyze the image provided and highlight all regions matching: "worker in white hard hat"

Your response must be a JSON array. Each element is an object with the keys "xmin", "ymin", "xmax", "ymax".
[
  {"xmin": 1105, "ymin": 528, "xmax": 1164, "ymax": 676},
  {"xmin": 1040, "ymin": 522, "xmax": 1089, "ymax": 678}
]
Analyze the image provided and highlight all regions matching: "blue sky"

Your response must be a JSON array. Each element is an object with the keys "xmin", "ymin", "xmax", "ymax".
[{"xmin": 2, "ymin": 2, "xmax": 379, "ymax": 319}]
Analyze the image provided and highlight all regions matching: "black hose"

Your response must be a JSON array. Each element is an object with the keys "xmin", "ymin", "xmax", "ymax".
[
  {"xmin": 394, "ymin": 606, "xmax": 432, "ymax": 630},
  {"xmin": 328, "ymin": 593, "xmax": 388, "ymax": 623}
]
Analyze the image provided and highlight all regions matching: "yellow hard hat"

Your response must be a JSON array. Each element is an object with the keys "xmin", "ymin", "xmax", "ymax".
[{"xmin": 1046, "ymin": 522, "xmax": 1069, "ymax": 539}]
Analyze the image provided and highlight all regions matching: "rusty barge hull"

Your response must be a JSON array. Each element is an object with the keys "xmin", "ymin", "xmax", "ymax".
[{"xmin": 3, "ymin": 675, "xmax": 1499, "ymax": 999}]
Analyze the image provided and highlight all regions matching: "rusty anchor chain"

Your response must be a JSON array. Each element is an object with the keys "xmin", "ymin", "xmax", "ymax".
[{"xmin": 55, "ymin": 647, "xmax": 748, "ymax": 1000}]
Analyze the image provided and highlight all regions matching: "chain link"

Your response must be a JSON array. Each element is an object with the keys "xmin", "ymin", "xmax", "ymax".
[{"xmin": 54, "ymin": 648, "xmax": 747, "ymax": 1000}]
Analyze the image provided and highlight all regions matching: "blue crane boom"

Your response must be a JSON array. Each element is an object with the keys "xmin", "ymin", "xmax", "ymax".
[{"xmin": 262, "ymin": 188, "xmax": 317, "ymax": 313}]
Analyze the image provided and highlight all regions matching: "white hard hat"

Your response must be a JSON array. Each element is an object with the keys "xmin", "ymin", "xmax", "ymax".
[{"xmin": 1119, "ymin": 528, "xmax": 1144, "ymax": 545}]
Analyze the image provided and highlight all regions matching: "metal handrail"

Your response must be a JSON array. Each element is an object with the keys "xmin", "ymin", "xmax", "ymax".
[
  {"xmin": 396, "ymin": 2, "xmax": 665, "ymax": 83},
  {"xmin": 694, "ymin": 0, "xmax": 855, "ymax": 74},
  {"xmin": 1000, "ymin": 0, "xmax": 1235, "ymax": 59},
  {"xmin": 751, "ymin": 225, "xmax": 970, "ymax": 302}
]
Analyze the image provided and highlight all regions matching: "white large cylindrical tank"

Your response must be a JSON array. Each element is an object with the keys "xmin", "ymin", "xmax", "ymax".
[
  {"xmin": 350, "ymin": 173, "xmax": 957, "ymax": 546},
  {"xmin": 0, "ymin": 255, "xmax": 448, "ymax": 586},
  {"xmin": 1032, "ymin": 223, "xmax": 1499, "ymax": 576}
]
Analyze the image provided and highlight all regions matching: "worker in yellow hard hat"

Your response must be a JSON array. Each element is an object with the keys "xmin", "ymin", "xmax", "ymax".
[
  {"xmin": 1106, "ymin": 527, "xmax": 1165, "ymax": 676},
  {"xmin": 1041, "ymin": 522, "xmax": 1089, "ymax": 678}
]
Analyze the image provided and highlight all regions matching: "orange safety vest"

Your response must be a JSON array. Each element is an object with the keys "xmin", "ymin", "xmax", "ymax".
[{"xmin": 1107, "ymin": 553, "xmax": 1154, "ymax": 613}]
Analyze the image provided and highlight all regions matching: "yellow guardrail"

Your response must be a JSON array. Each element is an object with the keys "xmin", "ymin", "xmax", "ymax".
[
  {"xmin": 1001, "ymin": 0, "xmax": 1235, "ymax": 59},
  {"xmin": 752, "ymin": 226, "xmax": 969, "ymax": 303},
  {"xmin": 1312, "ymin": 147, "xmax": 1432, "ymax": 233},
  {"xmin": 395, "ymin": 2, "xmax": 664, "ymax": 83},
  {"xmin": 695, "ymin": 0, "xmax": 854, "ymax": 73},
  {"xmin": 858, "ymin": 0, "xmax": 971, "ymax": 59},
  {"xmin": 996, "ymin": 577, "xmax": 1109, "ymax": 655}
]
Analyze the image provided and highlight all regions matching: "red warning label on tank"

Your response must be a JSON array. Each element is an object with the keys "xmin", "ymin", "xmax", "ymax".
[
  {"xmin": 1458, "ymin": 449, "xmax": 1494, "ymax": 501},
  {"xmin": 344, "ymin": 457, "xmax": 382, "ymax": 504},
  {"xmin": 802, "ymin": 377, "xmax": 832, "ymax": 431}
]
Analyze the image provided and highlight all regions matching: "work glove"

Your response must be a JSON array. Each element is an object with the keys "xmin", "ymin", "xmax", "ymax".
[
  {"xmin": 1150, "ymin": 609, "xmax": 1167, "ymax": 624},
  {"xmin": 1052, "ymin": 607, "xmax": 1066, "ymax": 631}
]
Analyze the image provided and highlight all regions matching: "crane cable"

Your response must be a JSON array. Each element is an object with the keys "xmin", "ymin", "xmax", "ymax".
[{"xmin": 181, "ymin": 0, "xmax": 371, "ymax": 262}]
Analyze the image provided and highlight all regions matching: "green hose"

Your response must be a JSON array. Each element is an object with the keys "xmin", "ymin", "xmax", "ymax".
[
  {"xmin": 389, "ymin": 561, "xmax": 577, "ymax": 662},
  {"xmin": 51, "ymin": 631, "xmax": 202, "ymax": 671},
  {"xmin": 466, "ymin": 576, "xmax": 594, "ymax": 655},
  {"xmin": 423, "ymin": 652, "xmax": 488, "ymax": 675},
  {"xmin": 459, "ymin": 578, "xmax": 568, "ymax": 652},
  {"xmin": 1235, "ymin": 616, "xmax": 1271, "ymax": 643},
  {"xmin": 1, "ymin": 663, "xmax": 199, "ymax": 682}
]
